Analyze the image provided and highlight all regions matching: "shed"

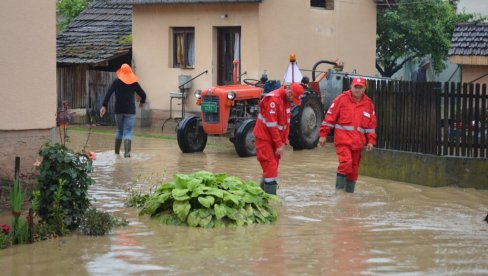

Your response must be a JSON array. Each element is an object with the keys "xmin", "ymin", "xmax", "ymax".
[{"xmin": 56, "ymin": 0, "xmax": 133, "ymax": 124}]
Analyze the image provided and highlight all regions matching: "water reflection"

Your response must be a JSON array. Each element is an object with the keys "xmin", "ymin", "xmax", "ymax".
[{"xmin": 0, "ymin": 130, "xmax": 487, "ymax": 275}]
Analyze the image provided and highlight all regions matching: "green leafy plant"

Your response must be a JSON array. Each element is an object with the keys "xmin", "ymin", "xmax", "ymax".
[
  {"xmin": 126, "ymin": 172, "xmax": 167, "ymax": 208},
  {"xmin": 36, "ymin": 143, "xmax": 95, "ymax": 231},
  {"xmin": 13, "ymin": 220, "xmax": 30, "ymax": 245},
  {"xmin": 126, "ymin": 191, "xmax": 150, "ymax": 208},
  {"xmin": 139, "ymin": 171, "xmax": 280, "ymax": 228},
  {"xmin": 34, "ymin": 222, "xmax": 59, "ymax": 241},
  {"xmin": 0, "ymin": 224, "xmax": 11, "ymax": 249},
  {"xmin": 79, "ymin": 207, "xmax": 128, "ymax": 236},
  {"xmin": 10, "ymin": 179, "xmax": 24, "ymax": 215},
  {"xmin": 31, "ymin": 190, "xmax": 40, "ymax": 214},
  {"xmin": 57, "ymin": 0, "xmax": 93, "ymax": 30},
  {"xmin": 0, "ymin": 233, "xmax": 10, "ymax": 249},
  {"xmin": 10, "ymin": 179, "xmax": 27, "ymax": 244},
  {"xmin": 51, "ymin": 179, "xmax": 68, "ymax": 235}
]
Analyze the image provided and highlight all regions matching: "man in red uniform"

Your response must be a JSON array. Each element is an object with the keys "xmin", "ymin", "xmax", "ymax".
[
  {"xmin": 254, "ymin": 83, "xmax": 305, "ymax": 195},
  {"xmin": 318, "ymin": 77, "xmax": 376, "ymax": 193}
]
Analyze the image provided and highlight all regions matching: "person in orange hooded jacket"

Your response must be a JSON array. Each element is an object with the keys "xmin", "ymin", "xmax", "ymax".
[
  {"xmin": 318, "ymin": 77, "xmax": 376, "ymax": 193},
  {"xmin": 253, "ymin": 83, "xmax": 304, "ymax": 195}
]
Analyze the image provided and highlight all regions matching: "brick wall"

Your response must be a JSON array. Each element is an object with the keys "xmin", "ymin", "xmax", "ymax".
[{"xmin": 0, "ymin": 129, "xmax": 52, "ymax": 184}]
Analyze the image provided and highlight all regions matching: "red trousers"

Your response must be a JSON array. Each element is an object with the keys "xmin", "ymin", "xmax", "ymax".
[
  {"xmin": 255, "ymin": 138, "xmax": 281, "ymax": 182},
  {"xmin": 336, "ymin": 145, "xmax": 362, "ymax": 181}
]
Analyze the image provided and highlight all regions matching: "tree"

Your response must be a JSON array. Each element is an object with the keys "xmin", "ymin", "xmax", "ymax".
[
  {"xmin": 57, "ymin": 0, "xmax": 93, "ymax": 31},
  {"xmin": 376, "ymin": 0, "xmax": 479, "ymax": 77}
]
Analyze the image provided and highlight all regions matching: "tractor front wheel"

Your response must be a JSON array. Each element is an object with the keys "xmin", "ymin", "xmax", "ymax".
[
  {"xmin": 289, "ymin": 92, "xmax": 324, "ymax": 150},
  {"xmin": 177, "ymin": 115, "xmax": 208, "ymax": 153},
  {"xmin": 234, "ymin": 119, "xmax": 256, "ymax": 157}
]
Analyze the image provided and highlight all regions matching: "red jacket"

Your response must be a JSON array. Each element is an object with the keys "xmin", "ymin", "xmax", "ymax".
[
  {"xmin": 253, "ymin": 87, "xmax": 291, "ymax": 148},
  {"xmin": 318, "ymin": 90, "xmax": 376, "ymax": 150}
]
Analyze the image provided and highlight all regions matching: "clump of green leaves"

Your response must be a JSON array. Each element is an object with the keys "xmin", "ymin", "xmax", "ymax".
[
  {"xmin": 10, "ymin": 179, "xmax": 30, "ymax": 245},
  {"xmin": 79, "ymin": 208, "xmax": 129, "ymax": 236},
  {"xmin": 138, "ymin": 171, "xmax": 280, "ymax": 228},
  {"xmin": 0, "ymin": 224, "xmax": 11, "ymax": 249},
  {"xmin": 51, "ymin": 179, "xmax": 68, "ymax": 236},
  {"xmin": 10, "ymin": 179, "xmax": 24, "ymax": 214},
  {"xmin": 126, "ymin": 190, "xmax": 149, "ymax": 208},
  {"xmin": 57, "ymin": 0, "xmax": 93, "ymax": 31},
  {"xmin": 36, "ymin": 143, "xmax": 95, "ymax": 231},
  {"xmin": 0, "ymin": 233, "xmax": 10, "ymax": 249}
]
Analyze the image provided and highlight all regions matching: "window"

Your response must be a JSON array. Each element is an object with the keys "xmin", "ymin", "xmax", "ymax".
[
  {"xmin": 172, "ymin": 27, "xmax": 195, "ymax": 68},
  {"xmin": 311, "ymin": 0, "xmax": 334, "ymax": 10}
]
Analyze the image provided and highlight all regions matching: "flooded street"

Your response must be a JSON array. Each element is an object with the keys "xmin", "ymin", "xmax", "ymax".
[{"xmin": 1, "ymin": 127, "xmax": 488, "ymax": 275}]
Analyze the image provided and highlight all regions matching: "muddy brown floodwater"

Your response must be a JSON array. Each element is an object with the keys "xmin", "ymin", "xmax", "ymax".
[{"xmin": 1, "ymin": 128, "xmax": 487, "ymax": 275}]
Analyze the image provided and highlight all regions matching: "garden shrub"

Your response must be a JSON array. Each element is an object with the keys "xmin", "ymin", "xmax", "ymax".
[
  {"xmin": 79, "ymin": 207, "xmax": 129, "ymax": 236},
  {"xmin": 36, "ymin": 143, "xmax": 95, "ymax": 230}
]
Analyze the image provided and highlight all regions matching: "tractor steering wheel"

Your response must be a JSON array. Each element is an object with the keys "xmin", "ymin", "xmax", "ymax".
[{"xmin": 243, "ymin": 78, "xmax": 264, "ymax": 88}]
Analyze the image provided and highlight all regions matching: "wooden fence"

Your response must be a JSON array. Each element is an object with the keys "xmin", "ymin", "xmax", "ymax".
[{"xmin": 363, "ymin": 79, "xmax": 488, "ymax": 158}]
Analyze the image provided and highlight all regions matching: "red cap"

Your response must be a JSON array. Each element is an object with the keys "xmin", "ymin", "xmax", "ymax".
[
  {"xmin": 351, "ymin": 77, "xmax": 366, "ymax": 87},
  {"xmin": 290, "ymin": 83, "xmax": 305, "ymax": 106}
]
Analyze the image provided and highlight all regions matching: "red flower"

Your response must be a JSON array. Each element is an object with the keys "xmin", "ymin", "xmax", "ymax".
[
  {"xmin": 2, "ymin": 224, "xmax": 10, "ymax": 234},
  {"xmin": 87, "ymin": 151, "xmax": 96, "ymax": 161}
]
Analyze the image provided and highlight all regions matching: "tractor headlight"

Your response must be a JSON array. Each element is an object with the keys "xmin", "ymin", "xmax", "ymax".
[
  {"xmin": 227, "ymin": 90, "xmax": 236, "ymax": 100},
  {"xmin": 194, "ymin": 89, "xmax": 202, "ymax": 99}
]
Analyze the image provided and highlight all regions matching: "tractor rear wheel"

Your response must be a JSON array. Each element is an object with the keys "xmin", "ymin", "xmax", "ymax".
[
  {"xmin": 289, "ymin": 92, "xmax": 324, "ymax": 150},
  {"xmin": 177, "ymin": 115, "xmax": 208, "ymax": 153},
  {"xmin": 234, "ymin": 119, "xmax": 256, "ymax": 157}
]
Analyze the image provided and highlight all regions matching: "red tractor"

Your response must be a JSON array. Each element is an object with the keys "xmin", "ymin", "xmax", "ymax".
[{"xmin": 176, "ymin": 58, "xmax": 344, "ymax": 157}]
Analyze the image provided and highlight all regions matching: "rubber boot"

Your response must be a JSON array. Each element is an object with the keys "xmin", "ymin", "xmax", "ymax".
[
  {"xmin": 336, "ymin": 173, "xmax": 347, "ymax": 190},
  {"xmin": 115, "ymin": 139, "xmax": 122, "ymax": 154},
  {"xmin": 124, "ymin": 140, "xmax": 131, "ymax": 158},
  {"xmin": 263, "ymin": 181, "xmax": 277, "ymax": 195},
  {"xmin": 345, "ymin": 180, "xmax": 356, "ymax": 193}
]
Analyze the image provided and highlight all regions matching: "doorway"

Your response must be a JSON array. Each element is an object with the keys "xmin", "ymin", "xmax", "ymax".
[{"xmin": 217, "ymin": 27, "xmax": 241, "ymax": 85}]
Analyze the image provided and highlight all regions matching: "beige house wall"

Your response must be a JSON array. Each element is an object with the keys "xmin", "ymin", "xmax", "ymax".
[
  {"xmin": 131, "ymin": 0, "xmax": 377, "ymax": 120},
  {"xmin": 461, "ymin": 65, "xmax": 488, "ymax": 85},
  {"xmin": 0, "ymin": 1, "xmax": 56, "ymax": 182}
]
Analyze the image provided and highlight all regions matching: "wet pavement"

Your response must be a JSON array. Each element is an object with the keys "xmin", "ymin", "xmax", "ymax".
[{"xmin": 1, "ymin": 125, "xmax": 488, "ymax": 275}]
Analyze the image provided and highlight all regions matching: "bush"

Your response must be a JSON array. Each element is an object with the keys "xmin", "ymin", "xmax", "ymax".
[
  {"xmin": 79, "ymin": 208, "xmax": 128, "ymax": 236},
  {"xmin": 0, "ymin": 233, "xmax": 10, "ymax": 249},
  {"xmin": 36, "ymin": 143, "xmax": 95, "ymax": 230}
]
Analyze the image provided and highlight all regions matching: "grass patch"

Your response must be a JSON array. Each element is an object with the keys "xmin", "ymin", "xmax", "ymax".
[
  {"xmin": 68, "ymin": 126, "xmax": 177, "ymax": 141},
  {"xmin": 68, "ymin": 126, "xmax": 229, "ymax": 148}
]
